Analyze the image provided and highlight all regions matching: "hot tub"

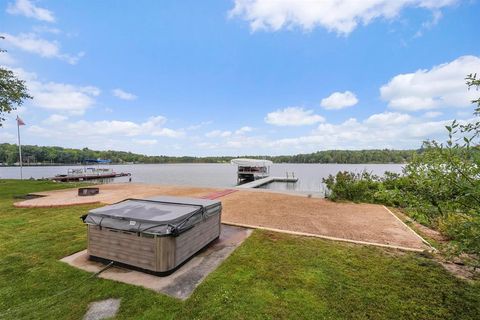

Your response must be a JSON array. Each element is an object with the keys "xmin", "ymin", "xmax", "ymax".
[{"xmin": 82, "ymin": 196, "xmax": 221, "ymax": 275}]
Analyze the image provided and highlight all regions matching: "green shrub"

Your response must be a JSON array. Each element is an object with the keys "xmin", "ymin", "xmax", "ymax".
[
  {"xmin": 323, "ymin": 171, "xmax": 382, "ymax": 203},
  {"xmin": 439, "ymin": 214, "xmax": 480, "ymax": 256}
]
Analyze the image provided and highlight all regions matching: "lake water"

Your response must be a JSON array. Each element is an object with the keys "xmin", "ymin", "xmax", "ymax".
[{"xmin": 0, "ymin": 163, "xmax": 404, "ymax": 194}]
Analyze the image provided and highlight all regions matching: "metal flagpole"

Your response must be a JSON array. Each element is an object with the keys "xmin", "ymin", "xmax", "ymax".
[{"xmin": 17, "ymin": 116, "xmax": 23, "ymax": 179}]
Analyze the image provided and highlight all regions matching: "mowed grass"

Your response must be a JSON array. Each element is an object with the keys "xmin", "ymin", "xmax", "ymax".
[{"xmin": 0, "ymin": 179, "xmax": 479, "ymax": 319}]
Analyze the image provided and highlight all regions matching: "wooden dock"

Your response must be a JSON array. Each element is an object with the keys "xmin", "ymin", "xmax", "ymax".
[
  {"xmin": 237, "ymin": 176, "xmax": 298, "ymax": 188},
  {"xmin": 51, "ymin": 172, "xmax": 130, "ymax": 182}
]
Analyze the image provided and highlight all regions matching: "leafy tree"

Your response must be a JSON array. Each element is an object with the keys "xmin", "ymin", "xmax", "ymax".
[
  {"xmin": 462, "ymin": 73, "xmax": 480, "ymax": 145},
  {"xmin": 0, "ymin": 68, "xmax": 32, "ymax": 126},
  {"xmin": 323, "ymin": 171, "xmax": 383, "ymax": 203},
  {"xmin": 0, "ymin": 36, "xmax": 32, "ymax": 126}
]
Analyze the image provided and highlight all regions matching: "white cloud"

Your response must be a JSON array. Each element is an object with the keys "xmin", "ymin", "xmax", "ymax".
[
  {"xmin": 269, "ymin": 112, "xmax": 454, "ymax": 150},
  {"xmin": 456, "ymin": 111, "xmax": 471, "ymax": 118},
  {"xmin": 0, "ymin": 131, "xmax": 16, "ymax": 143},
  {"xmin": 141, "ymin": 115, "xmax": 167, "ymax": 129},
  {"xmin": 186, "ymin": 121, "xmax": 213, "ymax": 131},
  {"xmin": 28, "ymin": 116, "xmax": 184, "ymax": 140},
  {"xmin": 135, "ymin": 116, "xmax": 185, "ymax": 138},
  {"xmin": 321, "ymin": 91, "xmax": 358, "ymax": 110},
  {"xmin": 33, "ymin": 83, "xmax": 100, "ymax": 115},
  {"xmin": 229, "ymin": 0, "xmax": 456, "ymax": 34},
  {"xmin": 381, "ymin": 55, "xmax": 480, "ymax": 111},
  {"xmin": 32, "ymin": 25, "xmax": 62, "ymax": 34},
  {"xmin": 364, "ymin": 112, "xmax": 411, "ymax": 125},
  {"xmin": 265, "ymin": 107, "xmax": 324, "ymax": 126},
  {"xmin": 195, "ymin": 111, "xmax": 460, "ymax": 153},
  {"xmin": 206, "ymin": 130, "xmax": 232, "ymax": 138},
  {"xmin": 11, "ymin": 67, "xmax": 100, "ymax": 115},
  {"xmin": 0, "ymin": 52, "xmax": 17, "ymax": 66},
  {"xmin": 2, "ymin": 33, "xmax": 84, "ymax": 64},
  {"xmin": 414, "ymin": 10, "xmax": 442, "ymax": 38},
  {"xmin": 423, "ymin": 111, "xmax": 443, "ymax": 118},
  {"xmin": 69, "ymin": 120, "xmax": 140, "ymax": 137},
  {"xmin": 3, "ymin": 33, "xmax": 56, "ymax": 56},
  {"xmin": 112, "ymin": 88, "xmax": 137, "ymax": 101},
  {"xmin": 235, "ymin": 126, "xmax": 253, "ymax": 135},
  {"xmin": 152, "ymin": 128, "xmax": 185, "ymax": 138},
  {"xmin": 197, "ymin": 135, "xmax": 265, "ymax": 151},
  {"xmin": 43, "ymin": 114, "xmax": 68, "ymax": 124},
  {"xmin": 225, "ymin": 135, "xmax": 264, "ymax": 149},
  {"xmin": 14, "ymin": 109, "xmax": 467, "ymax": 155},
  {"xmin": 7, "ymin": 0, "xmax": 55, "ymax": 22},
  {"xmin": 133, "ymin": 139, "xmax": 158, "ymax": 145},
  {"xmin": 205, "ymin": 126, "xmax": 253, "ymax": 139}
]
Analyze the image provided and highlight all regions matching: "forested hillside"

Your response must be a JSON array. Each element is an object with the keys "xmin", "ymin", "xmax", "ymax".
[{"xmin": 0, "ymin": 143, "xmax": 417, "ymax": 165}]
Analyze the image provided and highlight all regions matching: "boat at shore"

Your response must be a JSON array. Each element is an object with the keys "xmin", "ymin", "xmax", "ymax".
[{"xmin": 50, "ymin": 159, "xmax": 131, "ymax": 182}]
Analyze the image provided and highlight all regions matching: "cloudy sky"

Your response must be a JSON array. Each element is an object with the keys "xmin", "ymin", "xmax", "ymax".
[{"xmin": 0, "ymin": 0, "xmax": 479, "ymax": 156}]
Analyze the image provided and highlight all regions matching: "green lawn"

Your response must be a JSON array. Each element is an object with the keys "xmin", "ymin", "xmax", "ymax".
[{"xmin": 0, "ymin": 179, "xmax": 479, "ymax": 319}]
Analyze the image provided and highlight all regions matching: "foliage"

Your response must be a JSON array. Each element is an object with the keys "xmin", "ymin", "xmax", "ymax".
[
  {"xmin": 439, "ymin": 214, "xmax": 480, "ymax": 256},
  {"xmin": 0, "ymin": 143, "xmax": 417, "ymax": 165},
  {"xmin": 324, "ymin": 149, "xmax": 480, "ymax": 256},
  {"xmin": 323, "ymin": 171, "xmax": 382, "ymax": 202},
  {"xmin": 465, "ymin": 73, "xmax": 480, "ymax": 114},
  {"xmin": 0, "ymin": 67, "xmax": 32, "ymax": 126},
  {"xmin": 323, "ymin": 73, "xmax": 480, "ymax": 256},
  {"xmin": 1, "ymin": 179, "xmax": 480, "ymax": 319},
  {"xmin": 268, "ymin": 149, "xmax": 415, "ymax": 164},
  {"xmin": 405, "ymin": 143, "xmax": 480, "ymax": 215}
]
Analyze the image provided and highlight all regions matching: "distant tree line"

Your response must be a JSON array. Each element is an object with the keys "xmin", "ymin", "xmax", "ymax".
[
  {"xmin": 262, "ymin": 149, "xmax": 416, "ymax": 164},
  {"xmin": 0, "ymin": 143, "xmax": 417, "ymax": 165}
]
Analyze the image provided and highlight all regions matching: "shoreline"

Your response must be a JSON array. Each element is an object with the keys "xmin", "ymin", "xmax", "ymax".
[{"xmin": 0, "ymin": 162, "xmax": 408, "ymax": 167}]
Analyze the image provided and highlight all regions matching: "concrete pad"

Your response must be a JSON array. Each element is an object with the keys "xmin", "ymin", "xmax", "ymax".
[
  {"xmin": 61, "ymin": 225, "xmax": 252, "ymax": 300},
  {"xmin": 83, "ymin": 298, "xmax": 120, "ymax": 320}
]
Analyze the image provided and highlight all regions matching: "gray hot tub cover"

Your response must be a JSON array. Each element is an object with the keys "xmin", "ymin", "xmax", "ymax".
[{"xmin": 83, "ymin": 196, "xmax": 221, "ymax": 236}]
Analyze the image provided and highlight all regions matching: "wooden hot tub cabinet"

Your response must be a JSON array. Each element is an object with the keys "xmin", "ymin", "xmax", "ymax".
[{"xmin": 83, "ymin": 196, "xmax": 222, "ymax": 275}]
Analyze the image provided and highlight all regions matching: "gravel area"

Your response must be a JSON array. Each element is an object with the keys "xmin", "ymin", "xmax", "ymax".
[
  {"xmin": 16, "ymin": 183, "xmax": 428, "ymax": 250},
  {"xmin": 14, "ymin": 183, "xmax": 219, "ymax": 207},
  {"xmin": 220, "ymin": 190, "xmax": 427, "ymax": 250}
]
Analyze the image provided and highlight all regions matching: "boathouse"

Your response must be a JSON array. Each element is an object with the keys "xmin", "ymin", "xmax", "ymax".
[{"xmin": 230, "ymin": 158, "xmax": 273, "ymax": 183}]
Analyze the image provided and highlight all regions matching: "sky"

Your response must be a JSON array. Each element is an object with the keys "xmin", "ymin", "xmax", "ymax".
[{"xmin": 0, "ymin": 0, "xmax": 479, "ymax": 156}]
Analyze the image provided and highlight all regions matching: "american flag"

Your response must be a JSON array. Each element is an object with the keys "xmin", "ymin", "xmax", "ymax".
[{"xmin": 16, "ymin": 116, "xmax": 25, "ymax": 126}]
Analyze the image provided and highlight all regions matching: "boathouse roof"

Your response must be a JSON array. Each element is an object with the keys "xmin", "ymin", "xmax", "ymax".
[{"xmin": 230, "ymin": 158, "xmax": 273, "ymax": 167}]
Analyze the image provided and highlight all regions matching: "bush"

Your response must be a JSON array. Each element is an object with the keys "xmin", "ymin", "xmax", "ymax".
[
  {"xmin": 322, "ymin": 149, "xmax": 480, "ymax": 255},
  {"xmin": 323, "ymin": 170, "xmax": 421, "ymax": 207},
  {"xmin": 323, "ymin": 171, "xmax": 382, "ymax": 203},
  {"xmin": 439, "ymin": 214, "xmax": 480, "ymax": 256}
]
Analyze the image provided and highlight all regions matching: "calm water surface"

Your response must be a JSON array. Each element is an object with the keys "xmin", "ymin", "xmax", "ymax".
[{"xmin": 0, "ymin": 163, "xmax": 403, "ymax": 194}]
